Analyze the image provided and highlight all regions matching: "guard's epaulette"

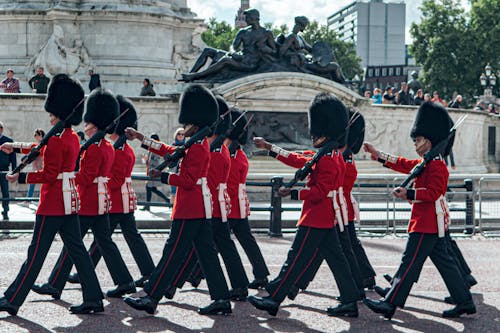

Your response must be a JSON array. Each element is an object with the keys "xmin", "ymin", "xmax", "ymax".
[
  {"xmin": 195, "ymin": 139, "xmax": 203, "ymax": 144},
  {"xmin": 213, "ymin": 147, "xmax": 222, "ymax": 152},
  {"xmin": 325, "ymin": 151, "xmax": 333, "ymax": 157}
]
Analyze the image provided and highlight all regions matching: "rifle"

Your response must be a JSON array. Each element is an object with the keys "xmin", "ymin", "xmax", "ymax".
[
  {"xmin": 228, "ymin": 114, "xmax": 254, "ymax": 155},
  {"xmin": 154, "ymin": 111, "xmax": 232, "ymax": 172},
  {"xmin": 113, "ymin": 113, "xmax": 142, "ymax": 150},
  {"xmin": 284, "ymin": 111, "xmax": 361, "ymax": 189},
  {"xmin": 10, "ymin": 98, "xmax": 85, "ymax": 175},
  {"xmin": 397, "ymin": 115, "xmax": 467, "ymax": 189},
  {"xmin": 211, "ymin": 110, "xmax": 249, "ymax": 152},
  {"xmin": 75, "ymin": 108, "xmax": 129, "ymax": 170}
]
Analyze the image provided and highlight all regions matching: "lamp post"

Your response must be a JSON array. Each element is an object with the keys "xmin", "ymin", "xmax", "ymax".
[{"xmin": 480, "ymin": 63, "xmax": 497, "ymax": 103}]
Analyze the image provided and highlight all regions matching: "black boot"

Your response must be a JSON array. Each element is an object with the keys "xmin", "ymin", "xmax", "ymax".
[
  {"xmin": 373, "ymin": 286, "xmax": 390, "ymax": 298},
  {"xmin": 164, "ymin": 286, "xmax": 176, "ymax": 300},
  {"xmin": 69, "ymin": 301, "xmax": 104, "ymax": 314},
  {"xmin": 465, "ymin": 275, "xmax": 478, "ymax": 288},
  {"xmin": 326, "ymin": 302, "xmax": 358, "ymax": 318},
  {"xmin": 230, "ymin": 287, "xmax": 248, "ymax": 301},
  {"xmin": 68, "ymin": 273, "xmax": 80, "ymax": 284},
  {"xmin": 198, "ymin": 299, "xmax": 232, "ymax": 316},
  {"xmin": 134, "ymin": 275, "xmax": 149, "ymax": 288},
  {"xmin": 247, "ymin": 295, "xmax": 279, "ymax": 316},
  {"xmin": 444, "ymin": 296, "xmax": 456, "ymax": 304},
  {"xmin": 383, "ymin": 274, "xmax": 393, "ymax": 283},
  {"xmin": 31, "ymin": 283, "xmax": 61, "ymax": 300},
  {"xmin": 442, "ymin": 300, "xmax": 476, "ymax": 318},
  {"xmin": 124, "ymin": 295, "xmax": 157, "ymax": 314},
  {"xmin": 287, "ymin": 285, "xmax": 300, "ymax": 301},
  {"xmin": 106, "ymin": 281, "xmax": 137, "ymax": 298},
  {"xmin": 0, "ymin": 297, "xmax": 19, "ymax": 316},
  {"xmin": 248, "ymin": 277, "xmax": 268, "ymax": 290},
  {"xmin": 363, "ymin": 298, "xmax": 396, "ymax": 320},
  {"xmin": 363, "ymin": 276, "xmax": 376, "ymax": 290}
]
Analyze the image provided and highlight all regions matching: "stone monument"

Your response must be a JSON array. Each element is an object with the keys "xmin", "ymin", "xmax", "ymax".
[{"xmin": 0, "ymin": 0, "xmax": 204, "ymax": 95}]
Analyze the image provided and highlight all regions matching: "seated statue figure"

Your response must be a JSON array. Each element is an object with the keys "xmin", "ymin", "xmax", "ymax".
[{"xmin": 182, "ymin": 8, "xmax": 276, "ymax": 81}]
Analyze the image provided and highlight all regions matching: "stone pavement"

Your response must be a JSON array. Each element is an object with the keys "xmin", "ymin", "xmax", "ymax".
[{"xmin": 0, "ymin": 231, "xmax": 498, "ymax": 333}]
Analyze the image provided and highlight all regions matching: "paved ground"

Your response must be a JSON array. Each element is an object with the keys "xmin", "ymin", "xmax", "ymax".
[{"xmin": 0, "ymin": 231, "xmax": 498, "ymax": 333}]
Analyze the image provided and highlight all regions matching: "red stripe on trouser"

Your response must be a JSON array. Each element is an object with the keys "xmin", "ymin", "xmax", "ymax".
[
  {"xmin": 10, "ymin": 216, "xmax": 46, "ymax": 303},
  {"xmin": 272, "ymin": 227, "xmax": 311, "ymax": 299},
  {"xmin": 50, "ymin": 252, "xmax": 69, "ymax": 285},
  {"xmin": 172, "ymin": 247, "xmax": 196, "ymax": 286},
  {"xmin": 89, "ymin": 243, "xmax": 98, "ymax": 256},
  {"xmin": 294, "ymin": 248, "xmax": 319, "ymax": 284},
  {"xmin": 150, "ymin": 220, "xmax": 186, "ymax": 295},
  {"xmin": 389, "ymin": 233, "xmax": 425, "ymax": 304}
]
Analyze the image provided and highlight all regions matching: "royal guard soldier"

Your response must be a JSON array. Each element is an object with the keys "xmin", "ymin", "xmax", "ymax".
[
  {"xmin": 0, "ymin": 74, "xmax": 103, "ymax": 315},
  {"xmin": 123, "ymin": 84, "xmax": 232, "ymax": 315},
  {"xmin": 163, "ymin": 95, "xmax": 250, "ymax": 301},
  {"xmin": 363, "ymin": 101, "xmax": 476, "ymax": 319},
  {"xmin": 32, "ymin": 88, "xmax": 137, "ymax": 305},
  {"xmin": 65, "ymin": 95, "xmax": 156, "ymax": 288},
  {"xmin": 249, "ymin": 93, "xmax": 360, "ymax": 317},
  {"xmin": 225, "ymin": 108, "xmax": 270, "ymax": 289}
]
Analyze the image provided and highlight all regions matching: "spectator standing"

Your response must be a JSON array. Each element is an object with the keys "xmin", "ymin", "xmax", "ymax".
[
  {"xmin": 424, "ymin": 93, "xmax": 432, "ymax": 102},
  {"xmin": 169, "ymin": 128, "xmax": 185, "ymax": 203},
  {"xmin": 25, "ymin": 129, "xmax": 45, "ymax": 204},
  {"xmin": 431, "ymin": 91, "xmax": 447, "ymax": 107},
  {"xmin": 364, "ymin": 90, "xmax": 372, "ymax": 99},
  {"xmin": 88, "ymin": 69, "xmax": 101, "ymax": 92},
  {"xmin": 448, "ymin": 95, "xmax": 462, "ymax": 109},
  {"xmin": 0, "ymin": 122, "xmax": 16, "ymax": 220},
  {"xmin": 28, "ymin": 67, "xmax": 50, "ymax": 94},
  {"xmin": 0, "ymin": 69, "xmax": 20, "ymax": 93},
  {"xmin": 382, "ymin": 86, "xmax": 396, "ymax": 104},
  {"xmin": 140, "ymin": 134, "xmax": 170, "ymax": 211},
  {"xmin": 372, "ymin": 88, "xmax": 382, "ymax": 104},
  {"xmin": 397, "ymin": 82, "xmax": 413, "ymax": 105},
  {"xmin": 414, "ymin": 89, "xmax": 424, "ymax": 105},
  {"xmin": 77, "ymin": 131, "xmax": 86, "ymax": 145},
  {"xmin": 140, "ymin": 78, "xmax": 156, "ymax": 96},
  {"xmin": 488, "ymin": 103, "xmax": 498, "ymax": 115}
]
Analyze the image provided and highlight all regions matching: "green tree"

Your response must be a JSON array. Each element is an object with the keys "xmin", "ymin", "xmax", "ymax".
[{"xmin": 201, "ymin": 18, "xmax": 238, "ymax": 51}]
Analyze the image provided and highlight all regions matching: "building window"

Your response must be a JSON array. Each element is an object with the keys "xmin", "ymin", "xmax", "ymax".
[
  {"xmin": 403, "ymin": 68, "xmax": 408, "ymax": 75},
  {"xmin": 395, "ymin": 67, "xmax": 401, "ymax": 75},
  {"xmin": 388, "ymin": 67, "xmax": 394, "ymax": 76},
  {"xmin": 382, "ymin": 68, "xmax": 387, "ymax": 76},
  {"xmin": 368, "ymin": 69, "xmax": 373, "ymax": 77},
  {"xmin": 375, "ymin": 68, "xmax": 380, "ymax": 76}
]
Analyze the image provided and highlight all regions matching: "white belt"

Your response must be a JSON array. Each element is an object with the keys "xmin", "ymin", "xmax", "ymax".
[
  {"xmin": 121, "ymin": 177, "xmax": 137, "ymax": 214},
  {"xmin": 338, "ymin": 187, "xmax": 349, "ymax": 226},
  {"xmin": 218, "ymin": 183, "xmax": 230, "ymax": 222},
  {"xmin": 57, "ymin": 172, "xmax": 78, "ymax": 215},
  {"xmin": 328, "ymin": 190, "xmax": 344, "ymax": 232},
  {"xmin": 93, "ymin": 176, "xmax": 110, "ymax": 215},
  {"xmin": 197, "ymin": 177, "xmax": 212, "ymax": 219},
  {"xmin": 435, "ymin": 194, "xmax": 450, "ymax": 238},
  {"xmin": 238, "ymin": 183, "xmax": 249, "ymax": 219},
  {"xmin": 351, "ymin": 193, "xmax": 360, "ymax": 223}
]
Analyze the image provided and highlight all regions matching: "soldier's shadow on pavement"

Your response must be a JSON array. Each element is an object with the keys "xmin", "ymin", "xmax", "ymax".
[{"xmin": 1, "ymin": 315, "xmax": 53, "ymax": 333}]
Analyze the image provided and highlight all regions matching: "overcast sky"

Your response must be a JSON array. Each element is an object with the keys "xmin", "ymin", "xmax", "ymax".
[{"xmin": 187, "ymin": 0, "xmax": 470, "ymax": 44}]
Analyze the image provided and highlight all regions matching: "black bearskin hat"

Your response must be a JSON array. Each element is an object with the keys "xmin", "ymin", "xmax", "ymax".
[
  {"xmin": 410, "ymin": 102, "xmax": 453, "ymax": 150},
  {"xmin": 214, "ymin": 95, "xmax": 232, "ymax": 136},
  {"xmin": 84, "ymin": 88, "xmax": 119, "ymax": 132},
  {"xmin": 347, "ymin": 109, "xmax": 365, "ymax": 154},
  {"xmin": 308, "ymin": 92, "xmax": 348, "ymax": 145},
  {"xmin": 44, "ymin": 74, "xmax": 84, "ymax": 126},
  {"xmin": 178, "ymin": 84, "xmax": 218, "ymax": 128},
  {"xmin": 228, "ymin": 108, "xmax": 248, "ymax": 145},
  {"xmin": 114, "ymin": 95, "xmax": 138, "ymax": 134}
]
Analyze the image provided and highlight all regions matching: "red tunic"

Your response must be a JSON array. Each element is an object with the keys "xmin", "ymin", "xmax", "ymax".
[
  {"xmin": 148, "ymin": 139, "xmax": 210, "ymax": 220},
  {"xmin": 276, "ymin": 151, "xmax": 339, "ymax": 229},
  {"xmin": 76, "ymin": 139, "xmax": 115, "ymax": 216},
  {"xmin": 384, "ymin": 157, "xmax": 449, "ymax": 234},
  {"xmin": 109, "ymin": 143, "xmax": 136, "ymax": 214},
  {"xmin": 24, "ymin": 129, "xmax": 80, "ymax": 216},
  {"xmin": 208, "ymin": 144, "xmax": 231, "ymax": 219},
  {"xmin": 343, "ymin": 154, "xmax": 358, "ymax": 222},
  {"xmin": 227, "ymin": 148, "xmax": 250, "ymax": 219}
]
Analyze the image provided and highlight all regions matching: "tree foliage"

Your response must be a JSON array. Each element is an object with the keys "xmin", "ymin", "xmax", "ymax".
[
  {"xmin": 410, "ymin": 0, "xmax": 499, "ymax": 104},
  {"xmin": 200, "ymin": 18, "xmax": 363, "ymax": 80}
]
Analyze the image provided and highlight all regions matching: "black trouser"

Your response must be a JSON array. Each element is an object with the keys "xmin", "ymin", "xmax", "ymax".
[
  {"xmin": 294, "ymin": 224, "xmax": 364, "ymax": 291},
  {"xmin": 228, "ymin": 218, "xmax": 269, "ymax": 279},
  {"xmin": 143, "ymin": 218, "xmax": 229, "ymax": 301},
  {"xmin": 4, "ymin": 215, "xmax": 103, "ymax": 306},
  {"xmin": 48, "ymin": 215, "xmax": 133, "ymax": 292},
  {"xmin": 266, "ymin": 226, "xmax": 359, "ymax": 304},
  {"xmin": 86, "ymin": 213, "xmax": 155, "ymax": 277},
  {"xmin": 347, "ymin": 222, "xmax": 376, "ymax": 280},
  {"xmin": 385, "ymin": 232, "xmax": 472, "ymax": 307},
  {"xmin": 144, "ymin": 186, "xmax": 169, "ymax": 208},
  {"xmin": 445, "ymin": 231, "xmax": 472, "ymax": 276},
  {"xmin": 0, "ymin": 172, "xmax": 9, "ymax": 213},
  {"xmin": 170, "ymin": 218, "xmax": 249, "ymax": 290}
]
